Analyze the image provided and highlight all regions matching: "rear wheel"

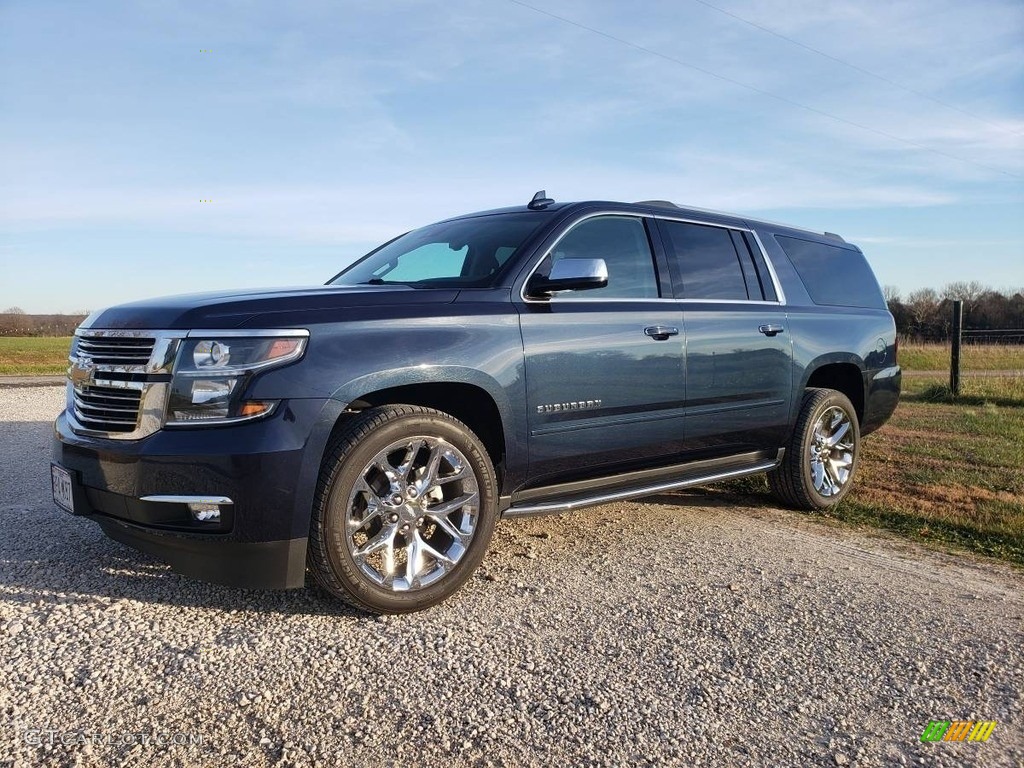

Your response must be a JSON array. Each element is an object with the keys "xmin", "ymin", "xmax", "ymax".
[
  {"xmin": 308, "ymin": 405, "xmax": 497, "ymax": 613},
  {"xmin": 768, "ymin": 388, "xmax": 860, "ymax": 510}
]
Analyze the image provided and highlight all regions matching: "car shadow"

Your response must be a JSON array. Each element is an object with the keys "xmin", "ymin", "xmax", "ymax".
[
  {"xmin": 0, "ymin": 417, "xmax": 375, "ymax": 619},
  {"xmin": 3, "ymin": 415, "xmax": 778, "ymax": 618}
]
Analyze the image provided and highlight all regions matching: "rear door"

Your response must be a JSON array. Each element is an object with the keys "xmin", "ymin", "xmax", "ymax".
[
  {"xmin": 654, "ymin": 218, "xmax": 793, "ymax": 456},
  {"xmin": 516, "ymin": 214, "xmax": 686, "ymax": 486}
]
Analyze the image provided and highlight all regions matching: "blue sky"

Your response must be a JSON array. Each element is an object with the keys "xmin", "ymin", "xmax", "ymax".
[{"xmin": 1, "ymin": 0, "xmax": 1022, "ymax": 313}]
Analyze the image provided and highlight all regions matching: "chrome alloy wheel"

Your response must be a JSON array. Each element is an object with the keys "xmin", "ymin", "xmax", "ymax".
[
  {"xmin": 346, "ymin": 436, "xmax": 479, "ymax": 591},
  {"xmin": 808, "ymin": 406, "xmax": 855, "ymax": 497}
]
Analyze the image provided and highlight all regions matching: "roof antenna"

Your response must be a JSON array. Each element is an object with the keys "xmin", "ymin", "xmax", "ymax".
[{"xmin": 528, "ymin": 190, "xmax": 555, "ymax": 210}]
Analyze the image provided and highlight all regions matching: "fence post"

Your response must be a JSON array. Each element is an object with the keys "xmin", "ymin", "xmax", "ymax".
[{"xmin": 950, "ymin": 300, "xmax": 963, "ymax": 396}]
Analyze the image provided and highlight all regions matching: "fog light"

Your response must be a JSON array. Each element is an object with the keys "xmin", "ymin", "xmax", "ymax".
[{"xmin": 188, "ymin": 502, "xmax": 221, "ymax": 523}]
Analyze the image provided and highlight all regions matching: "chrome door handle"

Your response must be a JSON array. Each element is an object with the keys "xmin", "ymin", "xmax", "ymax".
[
  {"xmin": 644, "ymin": 326, "xmax": 679, "ymax": 340},
  {"xmin": 759, "ymin": 324, "xmax": 785, "ymax": 337}
]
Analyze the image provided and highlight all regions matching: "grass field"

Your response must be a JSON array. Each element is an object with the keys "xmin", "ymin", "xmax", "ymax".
[
  {"xmin": 724, "ymin": 370, "xmax": 1024, "ymax": 566},
  {"xmin": 898, "ymin": 342, "xmax": 1024, "ymax": 403},
  {"xmin": 0, "ymin": 337, "xmax": 71, "ymax": 375},
  {"xmin": 841, "ymin": 388, "xmax": 1024, "ymax": 565},
  {"xmin": 898, "ymin": 341, "xmax": 1024, "ymax": 371},
  {"xmin": 901, "ymin": 373, "xmax": 1024, "ymax": 404}
]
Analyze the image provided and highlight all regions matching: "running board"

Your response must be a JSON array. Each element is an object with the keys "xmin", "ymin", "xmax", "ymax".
[{"xmin": 502, "ymin": 452, "xmax": 782, "ymax": 518}]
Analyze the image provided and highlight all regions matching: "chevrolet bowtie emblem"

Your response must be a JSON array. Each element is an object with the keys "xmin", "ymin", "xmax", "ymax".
[{"xmin": 70, "ymin": 362, "xmax": 92, "ymax": 386}]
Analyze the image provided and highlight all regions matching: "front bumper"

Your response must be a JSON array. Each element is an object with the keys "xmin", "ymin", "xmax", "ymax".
[{"xmin": 53, "ymin": 397, "xmax": 344, "ymax": 589}]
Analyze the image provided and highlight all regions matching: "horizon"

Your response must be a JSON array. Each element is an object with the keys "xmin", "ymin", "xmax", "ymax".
[
  {"xmin": 2, "ymin": 1, "xmax": 1022, "ymax": 313},
  {"xmin": 3, "ymin": 279, "xmax": 1024, "ymax": 319}
]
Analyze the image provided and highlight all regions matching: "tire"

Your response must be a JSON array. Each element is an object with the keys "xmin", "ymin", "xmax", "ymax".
[
  {"xmin": 768, "ymin": 388, "xmax": 860, "ymax": 510},
  {"xmin": 307, "ymin": 405, "xmax": 498, "ymax": 614}
]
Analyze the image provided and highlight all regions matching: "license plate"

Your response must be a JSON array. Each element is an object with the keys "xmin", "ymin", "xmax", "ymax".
[{"xmin": 51, "ymin": 464, "xmax": 75, "ymax": 514}]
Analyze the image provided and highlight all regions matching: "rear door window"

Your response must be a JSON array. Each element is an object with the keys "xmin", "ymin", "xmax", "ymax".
[{"xmin": 658, "ymin": 220, "xmax": 750, "ymax": 300}]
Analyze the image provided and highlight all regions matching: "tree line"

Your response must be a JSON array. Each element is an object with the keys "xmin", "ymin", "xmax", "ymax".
[
  {"xmin": 0, "ymin": 310, "xmax": 87, "ymax": 337},
  {"xmin": 883, "ymin": 283, "xmax": 1024, "ymax": 341}
]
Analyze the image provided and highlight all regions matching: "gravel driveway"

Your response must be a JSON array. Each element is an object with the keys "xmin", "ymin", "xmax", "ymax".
[{"xmin": 1, "ymin": 386, "xmax": 1021, "ymax": 767}]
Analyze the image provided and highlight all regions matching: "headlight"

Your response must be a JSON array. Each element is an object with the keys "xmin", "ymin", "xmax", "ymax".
[
  {"xmin": 166, "ymin": 331, "xmax": 308, "ymax": 426},
  {"xmin": 193, "ymin": 340, "xmax": 231, "ymax": 368}
]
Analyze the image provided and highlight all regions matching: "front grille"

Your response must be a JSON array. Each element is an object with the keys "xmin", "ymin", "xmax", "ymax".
[
  {"xmin": 73, "ymin": 385, "xmax": 143, "ymax": 433},
  {"xmin": 75, "ymin": 335, "xmax": 156, "ymax": 366},
  {"xmin": 70, "ymin": 332, "xmax": 158, "ymax": 434}
]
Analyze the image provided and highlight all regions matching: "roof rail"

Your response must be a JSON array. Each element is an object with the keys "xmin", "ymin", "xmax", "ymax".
[{"xmin": 634, "ymin": 200, "xmax": 680, "ymax": 209}]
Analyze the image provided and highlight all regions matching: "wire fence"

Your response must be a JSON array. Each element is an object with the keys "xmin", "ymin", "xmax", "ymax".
[
  {"xmin": 961, "ymin": 328, "xmax": 1024, "ymax": 345},
  {"xmin": 945, "ymin": 301, "xmax": 1023, "ymax": 400}
]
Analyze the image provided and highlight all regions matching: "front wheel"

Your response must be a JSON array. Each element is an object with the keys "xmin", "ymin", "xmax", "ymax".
[
  {"xmin": 308, "ymin": 405, "xmax": 498, "ymax": 613},
  {"xmin": 768, "ymin": 388, "xmax": 860, "ymax": 510}
]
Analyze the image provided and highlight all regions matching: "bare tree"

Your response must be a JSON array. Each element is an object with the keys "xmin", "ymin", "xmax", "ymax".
[
  {"xmin": 906, "ymin": 288, "xmax": 940, "ymax": 331},
  {"xmin": 882, "ymin": 285, "xmax": 901, "ymax": 304},
  {"xmin": 941, "ymin": 281, "xmax": 987, "ymax": 314},
  {"xmin": 3, "ymin": 306, "xmax": 25, "ymax": 314}
]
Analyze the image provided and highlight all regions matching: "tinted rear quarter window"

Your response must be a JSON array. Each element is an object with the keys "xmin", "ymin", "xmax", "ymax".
[{"xmin": 775, "ymin": 235, "xmax": 885, "ymax": 309}]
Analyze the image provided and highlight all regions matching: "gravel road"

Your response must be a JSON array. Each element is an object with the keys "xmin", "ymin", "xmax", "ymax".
[{"xmin": 1, "ymin": 386, "xmax": 1022, "ymax": 767}]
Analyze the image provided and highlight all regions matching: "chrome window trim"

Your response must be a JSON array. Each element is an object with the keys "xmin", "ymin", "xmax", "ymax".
[
  {"xmin": 673, "ymin": 298, "xmax": 785, "ymax": 306},
  {"xmin": 747, "ymin": 229, "xmax": 788, "ymax": 305},
  {"xmin": 519, "ymin": 210, "xmax": 787, "ymax": 306}
]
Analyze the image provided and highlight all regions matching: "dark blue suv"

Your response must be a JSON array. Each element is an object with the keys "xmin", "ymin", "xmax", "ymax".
[{"xmin": 52, "ymin": 193, "xmax": 900, "ymax": 613}]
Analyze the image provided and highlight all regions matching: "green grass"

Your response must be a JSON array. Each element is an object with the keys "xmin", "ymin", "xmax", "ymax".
[
  {"xmin": 899, "ymin": 342, "xmax": 1024, "ymax": 371},
  {"xmin": 901, "ymin": 374, "xmax": 1024, "ymax": 405},
  {"xmin": 720, "ymin": 372, "xmax": 1024, "ymax": 566},
  {"xmin": 821, "ymin": 497, "xmax": 1023, "ymax": 565},
  {"xmin": 0, "ymin": 336, "xmax": 71, "ymax": 374},
  {"xmin": 832, "ymin": 376, "xmax": 1023, "ymax": 565}
]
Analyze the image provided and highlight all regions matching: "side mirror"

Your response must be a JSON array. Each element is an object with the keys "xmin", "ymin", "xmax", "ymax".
[{"xmin": 527, "ymin": 258, "xmax": 608, "ymax": 297}]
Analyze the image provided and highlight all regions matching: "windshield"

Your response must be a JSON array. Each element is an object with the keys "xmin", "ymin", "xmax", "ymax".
[{"xmin": 329, "ymin": 212, "xmax": 551, "ymax": 288}]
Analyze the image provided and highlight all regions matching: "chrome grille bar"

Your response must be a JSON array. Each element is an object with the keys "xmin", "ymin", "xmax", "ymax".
[{"xmin": 75, "ymin": 336, "xmax": 156, "ymax": 366}]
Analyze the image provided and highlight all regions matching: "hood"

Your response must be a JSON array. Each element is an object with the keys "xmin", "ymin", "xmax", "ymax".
[{"xmin": 80, "ymin": 285, "xmax": 460, "ymax": 330}]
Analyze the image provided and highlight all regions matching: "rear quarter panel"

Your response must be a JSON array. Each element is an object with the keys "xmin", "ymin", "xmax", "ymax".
[{"xmin": 755, "ymin": 225, "xmax": 900, "ymax": 436}]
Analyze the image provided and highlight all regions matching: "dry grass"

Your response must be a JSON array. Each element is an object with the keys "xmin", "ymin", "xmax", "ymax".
[
  {"xmin": 844, "ymin": 391, "xmax": 1024, "ymax": 563},
  {"xmin": 723, "ymin": 371, "xmax": 1024, "ymax": 565},
  {"xmin": 0, "ymin": 337, "xmax": 71, "ymax": 375},
  {"xmin": 901, "ymin": 373, "xmax": 1024, "ymax": 404},
  {"xmin": 899, "ymin": 341, "xmax": 1024, "ymax": 371}
]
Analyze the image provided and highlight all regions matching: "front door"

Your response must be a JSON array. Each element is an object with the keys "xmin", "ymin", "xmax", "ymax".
[{"xmin": 517, "ymin": 215, "xmax": 687, "ymax": 486}]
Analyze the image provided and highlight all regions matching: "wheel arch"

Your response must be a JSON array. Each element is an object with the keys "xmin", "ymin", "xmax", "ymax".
[
  {"xmin": 800, "ymin": 358, "xmax": 866, "ymax": 424},
  {"xmin": 328, "ymin": 367, "xmax": 514, "ymax": 483}
]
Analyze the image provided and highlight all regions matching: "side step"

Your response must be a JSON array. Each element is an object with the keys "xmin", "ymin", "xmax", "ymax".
[{"xmin": 502, "ymin": 450, "xmax": 783, "ymax": 518}]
